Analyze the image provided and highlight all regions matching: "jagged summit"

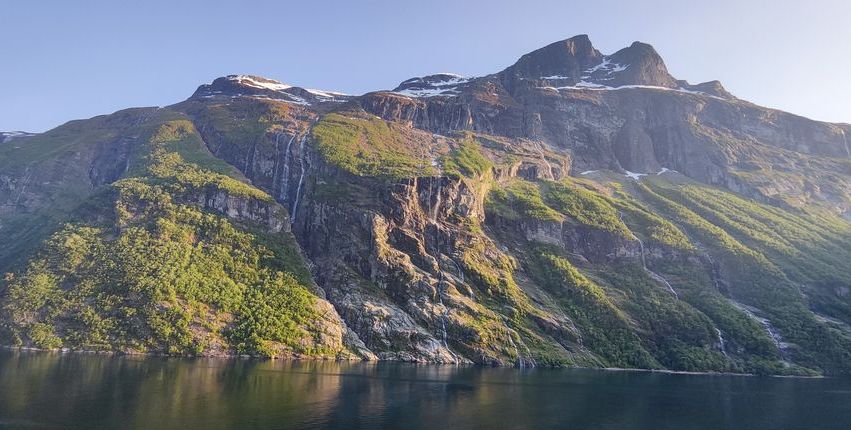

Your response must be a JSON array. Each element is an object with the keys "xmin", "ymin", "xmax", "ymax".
[
  {"xmin": 192, "ymin": 36, "xmax": 734, "ymax": 104},
  {"xmin": 603, "ymin": 41, "xmax": 677, "ymax": 88},
  {"xmin": 495, "ymin": 35, "xmax": 733, "ymax": 98},
  {"xmin": 502, "ymin": 34, "xmax": 603, "ymax": 83}
]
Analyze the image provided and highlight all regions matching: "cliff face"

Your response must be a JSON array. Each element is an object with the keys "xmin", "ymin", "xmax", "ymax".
[{"xmin": 2, "ymin": 36, "xmax": 851, "ymax": 375}]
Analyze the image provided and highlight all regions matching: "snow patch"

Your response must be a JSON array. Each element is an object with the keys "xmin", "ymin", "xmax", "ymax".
[
  {"xmin": 579, "ymin": 170, "xmax": 598, "ymax": 175},
  {"xmin": 537, "ymin": 82, "xmax": 725, "ymax": 100},
  {"xmin": 580, "ymin": 57, "xmax": 629, "ymax": 81},
  {"xmin": 305, "ymin": 88, "xmax": 348, "ymax": 100},
  {"xmin": 248, "ymin": 94, "xmax": 311, "ymax": 106},
  {"xmin": 227, "ymin": 75, "xmax": 292, "ymax": 91},
  {"xmin": 1, "ymin": 131, "xmax": 35, "ymax": 144},
  {"xmin": 395, "ymin": 74, "xmax": 471, "ymax": 98},
  {"xmin": 656, "ymin": 167, "xmax": 677, "ymax": 175},
  {"xmin": 624, "ymin": 170, "xmax": 647, "ymax": 181},
  {"xmin": 224, "ymin": 75, "xmax": 345, "ymax": 103}
]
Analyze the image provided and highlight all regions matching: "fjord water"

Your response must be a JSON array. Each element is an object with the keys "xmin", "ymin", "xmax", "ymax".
[{"xmin": 1, "ymin": 351, "xmax": 849, "ymax": 430}]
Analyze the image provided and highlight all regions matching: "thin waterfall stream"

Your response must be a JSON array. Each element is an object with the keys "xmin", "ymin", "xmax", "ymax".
[
  {"xmin": 279, "ymin": 133, "xmax": 295, "ymax": 201},
  {"xmin": 429, "ymin": 178, "xmax": 451, "ymax": 352},
  {"xmin": 620, "ymin": 213, "xmax": 679, "ymax": 299},
  {"xmin": 731, "ymin": 301, "xmax": 790, "ymax": 361},
  {"xmin": 290, "ymin": 134, "xmax": 307, "ymax": 223},
  {"xmin": 271, "ymin": 132, "xmax": 282, "ymax": 194},
  {"xmin": 716, "ymin": 328, "xmax": 728, "ymax": 357}
]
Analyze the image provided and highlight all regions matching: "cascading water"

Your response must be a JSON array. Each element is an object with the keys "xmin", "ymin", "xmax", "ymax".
[
  {"xmin": 621, "ymin": 213, "xmax": 679, "ymax": 299},
  {"xmin": 841, "ymin": 129, "xmax": 851, "ymax": 159},
  {"xmin": 272, "ymin": 131, "xmax": 281, "ymax": 186},
  {"xmin": 731, "ymin": 301, "xmax": 789, "ymax": 361},
  {"xmin": 506, "ymin": 330, "xmax": 536, "ymax": 368},
  {"xmin": 271, "ymin": 132, "xmax": 282, "ymax": 194},
  {"xmin": 430, "ymin": 192, "xmax": 451, "ymax": 351},
  {"xmin": 506, "ymin": 334, "xmax": 524, "ymax": 368},
  {"xmin": 290, "ymin": 134, "xmax": 308, "ymax": 223},
  {"xmin": 244, "ymin": 141, "xmax": 257, "ymax": 177},
  {"xmin": 432, "ymin": 178, "xmax": 443, "ymax": 222},
  {"xmin": 14, "ymin": 168, "xmax": 33, "ymax": 205},
  {"xmin": 535, "ymin": 142, "xmax": 555, "ymax": 180},
  {"xmin": 449, "ymin": 258, "xmax": 464, "ymax": 284},
  {"xmin": 279, "ymin": 134, "xmax": 295, "ymax": 201},
  {"xmin": 434, "ymin": 262, "xmax": 450, "ymax": 349},
  {"xmin": 715, "ymin": 328, "xmax": 729, "ymax": 357}
]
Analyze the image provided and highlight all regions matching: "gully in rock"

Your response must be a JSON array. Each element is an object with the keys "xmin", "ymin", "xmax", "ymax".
[
  {"xmin": 280, "ymin": 133, "xmax": 295, "ymax": 202},
  {"xmin": 290, "ymin": 134, "xmax": 308, "ymax": 223}
]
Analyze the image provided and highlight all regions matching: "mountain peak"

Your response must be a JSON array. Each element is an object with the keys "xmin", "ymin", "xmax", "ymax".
[
  {"xmin": 604, "ymin": 41, "xmax": 677, "ymax": 87},
  {"xmin": 501, "ymin": 35, "xmax": 603, "ymax": 85},
  {"xmin": 497, "ymin": 35, "xmax": 733, "ymax": 97}
]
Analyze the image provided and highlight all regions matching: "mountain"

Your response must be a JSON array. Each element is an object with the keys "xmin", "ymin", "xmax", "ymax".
[{"xmin": 2, "ymin": 35, "xmax": 851, "ymax": 375}]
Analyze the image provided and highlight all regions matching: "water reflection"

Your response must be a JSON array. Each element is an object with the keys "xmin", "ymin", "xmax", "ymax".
[{"xmin": 0, "ymin": 351, "xmax": 849, "ymax": 429}]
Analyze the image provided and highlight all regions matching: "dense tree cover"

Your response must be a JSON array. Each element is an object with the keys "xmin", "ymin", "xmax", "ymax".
[
  {"xmin": 523, "ymin": 245, "xmax": 659, "ymax": 368},
  {"xmin": 479, "ymin": 175, "xmax": 851, "ymax": 374},
  {"xmin": 637, "ymin": 179, "xmax": 851, "ymax": 374},
  {"xmin": 0, "ymin": 122, "xmax": 329, "ymax": 357}
]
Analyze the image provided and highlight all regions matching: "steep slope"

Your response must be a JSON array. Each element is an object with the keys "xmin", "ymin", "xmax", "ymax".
[
  {"xmin": 2, "ymin": 35, "xmax": 850, "ymax": 374},
  {"xmin": 0, "ymin": 112, "xmax": 371, "ymax": 359}
]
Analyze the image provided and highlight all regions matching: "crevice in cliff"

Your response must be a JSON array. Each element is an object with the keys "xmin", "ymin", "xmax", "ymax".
[{"xmin": 290, "ymin": 134, "xmax": 308, "ymax": 223}]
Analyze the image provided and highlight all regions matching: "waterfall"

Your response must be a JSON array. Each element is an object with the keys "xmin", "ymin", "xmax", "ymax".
[
  {"xmin": 432, "ymin": 178, "xmax": 443, "ymax": 222},
  {"xmin": 622, "ymin": 211, "xmax": 679, "ymax": 299},
  {"xmin": 429, "ymin": 206, "xmax": 452, "ymax": 351},
  {"xmin": 290, "ymin": 134, "xmax": 308, "ymax": 223},
  {"xmin": 449, "ymin": 258, "xmax": 464, "ymax": 284},
  {"xmin": 506, "ymin": 333, "xmax": 524, "ymax": 368},
  {"xmin": 14, "ymin": 168, "xmax": 33, "ymax": 205},
  {"xmin": 647, "ymin": 266, "xmax": 679, "ymax": 300},
  {"xmin": 271, "ymin": 132, "xmax": 281, "ymax": 195},
  {"xmin": 434, "ymin": 263, "xmax": 450, "ymax": 349},
  {"xmin": 731, "ymin": 301, "xmax": 789, "ymax": 361},
  {"xmin": 715, "ymin": 328, "xmax": 729, "ymax": 357},
  {"xmin": 536, "ymin": 142, "xmax": 554, "ymax": 180},
  {"xmin": 506, "ymin": 330, "xmax": 536, "ymax": 368},
  {"xmin": 280, "ymin": 134, "xmax": 295, "ymax": 202},
  {"xmin": 841, "ymin": 129, "xmax": 851, "ymax": 159},
  {"xmin": 244, "ymin": 141, "xmax": 257, "ymax": 178},
  {"xmin": 705, "ymin": 252, "xmax": 721, "ymax": 290}
]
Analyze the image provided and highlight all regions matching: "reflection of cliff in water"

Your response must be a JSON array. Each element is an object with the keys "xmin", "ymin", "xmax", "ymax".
[{"xmin": 1, "ymin": 351, "xmax": 850, "ymax": 429}]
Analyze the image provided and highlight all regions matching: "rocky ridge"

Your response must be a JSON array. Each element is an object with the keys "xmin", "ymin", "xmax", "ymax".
[{"xmin": 1, "ymin": 35, "xmax": 851, "ymax": 375}]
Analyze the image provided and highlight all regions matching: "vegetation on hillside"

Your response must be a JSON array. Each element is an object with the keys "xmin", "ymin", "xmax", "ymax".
[
  {"xmin": 312, "ymin": 112, "xmax": 439, "ymax": 179},
  {"xmin": 0, "ymin": 121, "xmax": 337, "ymax": 358}
]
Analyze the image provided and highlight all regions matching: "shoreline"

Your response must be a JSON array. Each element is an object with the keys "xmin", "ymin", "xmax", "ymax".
[{"xmin": 1, "ymin": 345, "xmax": 827, "ymax": 379}]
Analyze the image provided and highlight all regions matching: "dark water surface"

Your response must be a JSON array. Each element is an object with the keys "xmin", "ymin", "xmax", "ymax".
[{"xmin": 1, "ymin": 351, "xmax": 849, "ymax": 429}]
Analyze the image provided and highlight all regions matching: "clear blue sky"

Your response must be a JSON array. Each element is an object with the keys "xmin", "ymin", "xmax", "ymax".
[{"xmin": 3, "ymin": 0, "xmax": 849, "ymax": 132}]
